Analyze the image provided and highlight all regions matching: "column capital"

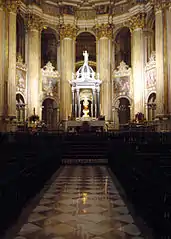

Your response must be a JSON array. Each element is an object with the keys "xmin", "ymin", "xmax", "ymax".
[
  {"xmin": 0, "ymin": 0, "xmax": 5, "ymax": 9},
  {"xmin": 26, "ymin": 14, "xmax": 43, "ymax": 31},
  {"xmin": 129, "ymin": 13, "xmax": 145, "ymax": 32},
  {"xmin": 6, "ymin": 0, "xmax": 21, "ymax": 13},
  {"xmin": 60, "ymin": 24, "xmax": 77, "ymax": 40},
  {"xmin": 95, "ymin": 23, "xmax": 113, "ymax": 40},
  {"xmin": 151, "ymin": 0, "xmax": 170, "ymax": 12}
]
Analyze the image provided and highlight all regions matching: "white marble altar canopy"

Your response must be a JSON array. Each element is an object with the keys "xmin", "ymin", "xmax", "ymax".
[{"xmin": 69, "ymin": 51, "xmax": 101, "ymax": 90}]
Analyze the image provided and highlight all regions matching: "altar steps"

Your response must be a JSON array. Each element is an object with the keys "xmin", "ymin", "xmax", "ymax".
[{"xmin": 61, "ymin": 135, "xmax": 108, "ymax": 165}]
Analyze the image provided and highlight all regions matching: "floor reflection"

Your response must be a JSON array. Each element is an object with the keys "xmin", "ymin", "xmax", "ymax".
[{"xmin": 14, "ymin": 166, "xmax": 145, "ymax": 239}]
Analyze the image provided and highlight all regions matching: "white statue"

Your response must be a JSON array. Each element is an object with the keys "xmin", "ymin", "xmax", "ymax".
[{"xmin": 83, "ymin": 51, "xmax": 89, "ymax": 64}]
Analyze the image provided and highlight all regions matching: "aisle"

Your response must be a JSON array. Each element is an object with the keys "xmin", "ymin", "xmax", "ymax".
[{"xmin": 13, "ymin": 166, "xmax": 144, "ymax": 239}]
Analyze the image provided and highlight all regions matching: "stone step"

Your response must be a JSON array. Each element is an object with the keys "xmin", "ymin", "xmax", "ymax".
[
  {"xmin": 61, "ymin": 158, "xmax": 108, "ymax": 164},
  {"xmin": 62, "ymin": 155, "xmax": 106, "ymax": 159}
]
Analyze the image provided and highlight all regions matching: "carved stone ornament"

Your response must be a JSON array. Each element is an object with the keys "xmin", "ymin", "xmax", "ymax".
[
  {"xmin": 113, "ymin": 61, "xmax": 131, "ymax": 77},
  {"xmin": 96, "ymin": 23, "xmax": 113, "ymax": 39},
  {"xmin": 129, "ymin": 13, "xmax": 145, "ymax": 31},
  {"xmin": 145, "ymin": 51, "xmax": 156, "ymax": 88},
  {"xmin": 26, "ymin": 14, "xmax": 43, "ymax": 31},
  {"xmin": 0, "ymin": 0, "xmax": 5, "ymax": 9},
  {"xmin": 60, "ymin": 24, "xmax": 77, "ymax": 40},
  {"xmin": 6, "ymin": 0, "xmax": 21, "ymax": 13},
  {"xmin": 151, "ymin": 0, "xmax": 170, "ymax": 12},
  {"xmin": 16, "ymin": 54, "xmax": 27, "ymax": 71},
  {"xmin": 41, "ymin": 62, "xmax": 60, "ymax": 97}
]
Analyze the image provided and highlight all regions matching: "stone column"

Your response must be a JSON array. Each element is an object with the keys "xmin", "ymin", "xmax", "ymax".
[
  {"xmin": 60, "ymin": 24, "xmax": 76, "ymax": 121},
  {"xmin": 26, "ymin": 14, "xmax": 41, "ymax": 117},
  {"xmin": 96, "ymin": 90, "xmax": 100, "ymax": 118},
  {"xmin": 0, "ymin": 3, "xmax": 4, "ymax": 127},
  {"xmin": 7, "ymin": 2, "xmax": 18, "ymax": 118},
  {"xmin": 96, "ymin": 24, "xmax": 113, "ymax": 121},
  {"xmin": 130, "ymin": 13, "xmax": 145, "ymax": 116},
  {"xmin": 92, "ymin": 89, "xmax": 95, "ymax": 118},
  {"xmin": 167, "ymin": 3, "xmax": 171, "ymax": 114},
  {"xmin": 72, "ymin": 89, "xmax": 75, "ymax": 118},
  {"xmin": 76, "ymin": 89, "xmax": 80, "ymax": 118},
  {"xmin": 154, "ymin": 3, "xmax": 168, "ymax": 117}
]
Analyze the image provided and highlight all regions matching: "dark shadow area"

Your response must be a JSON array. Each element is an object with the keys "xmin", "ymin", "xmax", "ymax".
[{"xmin": 0, "ymin": 131, "xmax": 171, "ymax": 238}]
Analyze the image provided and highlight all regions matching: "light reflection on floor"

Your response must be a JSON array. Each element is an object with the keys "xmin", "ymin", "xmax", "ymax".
[{"xmin": 13, "ymin": 166, "xmax": 145, "ymax": 239}]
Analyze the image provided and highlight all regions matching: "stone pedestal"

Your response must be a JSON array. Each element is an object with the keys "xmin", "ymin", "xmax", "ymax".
[
  {"xmin": 97, "ymin": 24, "xmax": 112, "ymax": 121},
  {"xmin": 26, "ymin": 15, "xmax": 41, "ymax": 117},
  {"xmin": 60, "ymin": 24, "xmax": 76, "ymax": 121}
]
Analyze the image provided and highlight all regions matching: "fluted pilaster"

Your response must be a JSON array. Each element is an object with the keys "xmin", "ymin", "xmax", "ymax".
[
  {"xmin": 26, "ymin": 14, "xmax": 42, "ymax": 117},
  {"xmin": 60, "ymin": 24, "xmax": 76, "ymax": 121},
  {"xmin": 129, "ymin": 13, "xmax": 145, "ymax": 116},
  {"xmin": 96, "ymin": 23, "xmax": 113, "ymax": 121}
]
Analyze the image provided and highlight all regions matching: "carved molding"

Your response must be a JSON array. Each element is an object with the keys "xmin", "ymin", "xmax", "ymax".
[
  {"xmin": 60, "ymin": 24, "xmax": 77, "ymax": 40},
  {"xmin": 95, "ymin": 23, "xmax": 113, "ymax": 39},
  {"xmin": 129, "ymin": 13, "xmax": 145, "ymax": 31}
]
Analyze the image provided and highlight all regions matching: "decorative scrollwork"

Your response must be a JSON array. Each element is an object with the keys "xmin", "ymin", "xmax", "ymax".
[
  {"xmin": 129, "ymin": 13, "xmax": 145, "ymax": 31},
  {"xmin": 26, "ymin": 13, "xmax": 43, "ymax": 31},
  {"xmin": 60, "ymin": 24, "xmax": 77, "ymax": 40},
  {"xmin": 95, "ymin": 23, "xmax": 113, "ymax": 39}
]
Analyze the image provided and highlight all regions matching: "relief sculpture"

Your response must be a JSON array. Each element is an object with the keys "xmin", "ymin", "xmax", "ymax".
[{"xmin": 114, "ymin": 76, "xmax": 130, "ymax": 93}]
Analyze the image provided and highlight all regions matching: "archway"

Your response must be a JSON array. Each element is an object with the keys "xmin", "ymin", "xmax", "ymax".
[
  {"xmin": 42, "ymin": 98, "xmax": 58, "ymax": 129},
  {"xmin": 115, "ymin": 27, "xmax": 131, "ymax": 67},
  {"xmin": 41, "ymin": 28, "xmax": 57, "ymax": 69},
  {"xmin": 16, "ymin": 93, "xmax": 25, "ymax": 123},
  {"xmin": 147, "ymin": 93, "xmax": 156, "ymax": 121},
  {"xmin": 118, "ymin": 97, "xmax": 130, "ymax": 125},
  {"xmin": 76, "ymin": 32, "xmax": 96, "ymax": 71}
]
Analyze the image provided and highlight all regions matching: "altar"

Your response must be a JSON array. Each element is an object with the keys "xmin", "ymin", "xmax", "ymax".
[
  {"xmin": 69, "ymin": 51, "xmax": 102, "ymax": 120},
  {"xmin": 66, "ymin": 119, "xmax": 105, "ymax": 132}
]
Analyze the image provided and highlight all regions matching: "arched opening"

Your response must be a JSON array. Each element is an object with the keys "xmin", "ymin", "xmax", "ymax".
[
  {"xmin": 16, "ymin": 93, "xmax": 25, "ymax": 123},
  {"xmin": 118, "ymin": 97, "xmax": 130, "ymax": 125},
  {"xmin": 147, "ymin": 93, "xmax": 156, "ymax": 121},
  {"xmin": 16, "ymin": 14, "xmax": 25, "ymax": 61},
  {"xmin": 41, "ymin": 28, "xmax": 57, "ymax": 68},
  {"xmin": 115, "ymin": 27, "xmax": 131, "ymax": 67},
  {"xmin": 76, "ymin": 32, "xmax": 96, "ymax": 71},
  {"xmin": 42, "ymin": 98, "xmax": 58, "ymax": 129}
]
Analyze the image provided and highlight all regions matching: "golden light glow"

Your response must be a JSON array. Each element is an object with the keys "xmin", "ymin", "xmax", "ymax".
[{"xmin": 82, "ymin": 192, "xmax": 87, "ymax": 204}]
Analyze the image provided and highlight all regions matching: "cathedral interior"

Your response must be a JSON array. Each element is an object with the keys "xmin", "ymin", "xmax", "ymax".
[{"xmin": 0, "ymin": 0, "xmax": 171, "ymax": 238}]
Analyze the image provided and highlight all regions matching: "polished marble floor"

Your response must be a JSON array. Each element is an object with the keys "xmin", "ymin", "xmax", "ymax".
[{"xmin": 13, "ymin": 166, "xmax": 145, "ymax": 239}]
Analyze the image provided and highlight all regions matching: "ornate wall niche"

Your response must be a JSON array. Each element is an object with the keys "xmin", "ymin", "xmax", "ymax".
[
  {"xmin": 41, "ymin": 61, "xmax": 60, "ymax": 102},
  {"xmin": 145, "ymin": 51, "xmax": 156, "ymax": 103},
  {"xmin": 112, "ymin": 61, "xmax": 132, "ymax": 106},
  {"xmin": 145, "ymin": 51, "xmax": 156, "ymax": 87},
  {"xmin": 16, "ymin": 55, "xmax": 27, "ymax": 97}
]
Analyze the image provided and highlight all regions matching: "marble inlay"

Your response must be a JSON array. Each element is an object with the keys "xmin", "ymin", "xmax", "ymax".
[{"xmin": 13, "ymin": 166, "xmax": 145, "ymax": 239}]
